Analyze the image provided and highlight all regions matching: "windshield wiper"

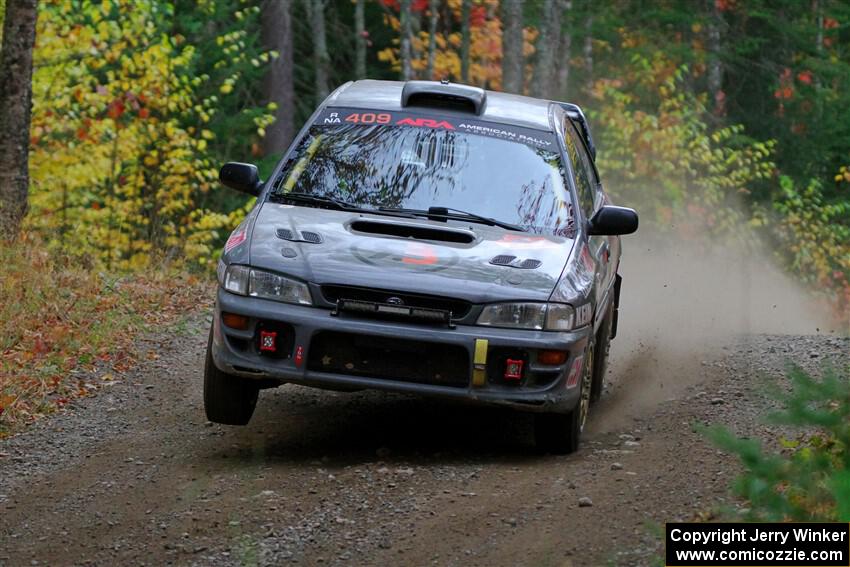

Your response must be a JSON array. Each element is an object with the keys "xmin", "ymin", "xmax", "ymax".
[
  {"xmin": 378, "ymin": 206, "xmax": 525, "ymax": 232},
  {"xmin": 269, "ymin": 191, "xmax": 362, "ymax": 211},
  {"xmin": 270, "ymin": 192, "xmax": 419, "ymax": 220}
]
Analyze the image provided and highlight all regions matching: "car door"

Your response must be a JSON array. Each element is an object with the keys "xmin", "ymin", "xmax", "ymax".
[{"xmin": 563, "ymin": 120, "xmax": 614, "ymax": 326}]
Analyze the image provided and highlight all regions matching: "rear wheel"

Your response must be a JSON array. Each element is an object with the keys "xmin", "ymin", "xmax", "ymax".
[
  {"xmin": 204, "ymin": 329, "xmax": 259, "ymax": 425},
  {"xmin": 534, "ymin": 339, "xmax": 594, "ymax": 454}
]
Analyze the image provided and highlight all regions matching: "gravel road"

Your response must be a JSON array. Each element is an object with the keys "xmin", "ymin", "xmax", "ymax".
[{"xmin": 1, "ymin": 307, "xmax": 846, "ymax": 566}]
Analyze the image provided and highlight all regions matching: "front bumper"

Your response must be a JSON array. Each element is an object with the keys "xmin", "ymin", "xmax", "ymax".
[{"xmin": 211, "ymin": 288, "xmax": 591, "ymax": 413}]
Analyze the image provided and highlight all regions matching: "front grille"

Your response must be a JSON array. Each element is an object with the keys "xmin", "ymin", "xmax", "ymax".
[
  {"xmin": 308, "ymin": 331, "xmax": 469, "ymax": 388},
  {"xmin": 321, "ymin": 285, "xmax": 471, "ymax": 319}
]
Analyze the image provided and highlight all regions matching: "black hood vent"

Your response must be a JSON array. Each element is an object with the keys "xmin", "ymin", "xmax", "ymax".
[
  {"xmin": 518, "ymin": 259, "xmax": 542, "ymax": 269},
  {"xmin": 350, "ymin": 219, "xmax": 474, "ymax": 244},
  {"xmin": 489, "ymin": 255, "xmax": 543, "ymax": 269},
  {"xmin": 490, "ymin": 254, "xmax": 516, "ymax": 266},
  {"xmin": 276, "ymin": 228, "xmax": 324, "ymax": 244},
  {"xmin": 300, "ymin": 230, "xmax": 323, "ymax": 243}
]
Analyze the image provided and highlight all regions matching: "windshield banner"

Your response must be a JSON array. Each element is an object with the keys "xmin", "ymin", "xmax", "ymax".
[{"xmin": 315, "ymin": 107, "xmax": 559, "ymax": 150}]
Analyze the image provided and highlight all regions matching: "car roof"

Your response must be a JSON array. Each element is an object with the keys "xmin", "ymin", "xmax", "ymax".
[{"xmin": 326, "ymin": 79, "xmax": 555, "ymax": 132}]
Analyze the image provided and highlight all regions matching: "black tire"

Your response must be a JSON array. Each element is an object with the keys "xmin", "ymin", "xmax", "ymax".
[
  {"xmin": 534, "ymin": 406, "xmax": 582, "ymax": 455},
  {"xmin": 534, "ymin": 339, "xmax": 594, "ymax": 454},
  {"xmin": 590, "ymin": 302, "xmax": 614, "ymax": 404},
  {"xmin": 204, "ymin": 329, "xmax": 259, "ymax": 425}
]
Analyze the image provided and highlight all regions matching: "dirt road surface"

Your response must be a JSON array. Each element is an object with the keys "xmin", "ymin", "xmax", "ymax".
[
  {"xmin": 2, "ymin": 242, "xmax": 847, "ymax": 566},
  {"xmin": 1, "ymin": 309, "xmax": 846, "ymax": 566}
]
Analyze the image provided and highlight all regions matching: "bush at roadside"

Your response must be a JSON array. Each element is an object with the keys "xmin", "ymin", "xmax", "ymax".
[
  {"xmin": 0, "ymin": 233, "xmax": 208, "ymax": 437},
  {"xmin": 709, "ymin": 364, "xmax": 850, "ymax": 521}
]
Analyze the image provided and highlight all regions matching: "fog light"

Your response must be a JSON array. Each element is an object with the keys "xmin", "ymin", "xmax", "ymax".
[
  {"xmin": 504, "ymin": 358, "xmax": 524, "ymax": 380},
  {"xmin": 538, "ymin": 349, "xmax": 568, "ymax": 365},
  {"xmin": 259, "ymin": 330, "xmax": 277, "ymax": 352},
  {"xmin": 222, "ymin": 312, "xmax": 250, "ymax": 330}
]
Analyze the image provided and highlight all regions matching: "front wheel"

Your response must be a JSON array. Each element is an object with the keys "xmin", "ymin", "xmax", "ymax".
[
  {"xmin": 204, "ymin": 329, "xmax": 259, "ymax": 425},
  {"xmin": 590, "ymin": 302, "xmax": 614, "ymax": 404},
  {"xmin": 534, "ymin": 339, "xmax": 594, "ymax": 454}
]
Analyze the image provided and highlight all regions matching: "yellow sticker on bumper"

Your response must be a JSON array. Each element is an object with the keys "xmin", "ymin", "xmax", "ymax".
[{"xmin": 472, "ymin": 339, "xmax": 488, "ymax": 387}]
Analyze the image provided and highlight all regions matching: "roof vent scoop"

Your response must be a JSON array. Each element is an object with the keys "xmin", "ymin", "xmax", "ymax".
[{"xmin": 401, "ymin": 81, "xmax": 486, "ymax": 115}]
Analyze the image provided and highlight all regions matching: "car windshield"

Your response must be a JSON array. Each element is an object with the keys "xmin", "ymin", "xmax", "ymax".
[{"xmin": 269, "ymin": 122, "xmax": 575, "ymax": 236}]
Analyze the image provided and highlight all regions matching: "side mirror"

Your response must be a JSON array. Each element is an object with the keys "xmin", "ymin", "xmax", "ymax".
[
  {"xmin": 587, "ymin": 205, "xmax": 639, "ymax": 236},
  {"xmin": 219, "ymin": 162, "xmax": 261, "ymax": 196}
]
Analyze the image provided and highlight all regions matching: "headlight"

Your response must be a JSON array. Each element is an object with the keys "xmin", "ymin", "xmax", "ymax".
[
  {"xmin": 477, "ymin": 302, "xmax": 577, "ymax": 331},
  {"xmin": 222, "ymin": 265, "xmax": 312, "ymax": 305}
]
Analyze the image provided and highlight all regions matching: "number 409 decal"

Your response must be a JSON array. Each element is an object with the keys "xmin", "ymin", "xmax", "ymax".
[
  {"xmin": 344, "ymin": 112, "xmax": 455, "ymax": 130},
  {"xmin": 345, "ymin": 112, "xmax": 391, "ymax": 124}
]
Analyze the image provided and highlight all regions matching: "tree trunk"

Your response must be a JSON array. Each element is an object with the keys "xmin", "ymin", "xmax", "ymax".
[
  {"xmin": 501, "ymin": 0, "xmax": 523, "ymax": 93},
  {"xmin": 0, "ymin": 0, "xmax": 37, "ymax": 241},
  {"xmin": 583, "ymin": 13, "xmax": 593, "ymax": 94},
  {"xmin": 812, "ymin": 0, "xmax": 823, "ymax": 94},
  {"xmin": 261, "ymin": 0, "xmax": 296, "ymax": 156},
  {"xmin": 307, "ymin": 0, "xmax": 329, "ymax": 103},
  {"xmin": 355, "ymin": 0, "xmax": 366, "ymax": 78},
  {"xmin": 426, "ymin": 0, "xmax": 438, "ymax": 79},
  {"xmin": 460, "ymin": 0, "xmax": 471, "ymax": 83},
  {"xmin": 400, "ymin": 0, "xmax": 413, "ymax": 80},
  {"xmin": 531, "ymin": 0, "xmax": 561, "ymax": 98},
  {"xmin": 707, "ymin": 0, "xmax": 724, "ymax": 115},
  {"xmin": 555, "ymin": 0, "xmax": 572, "ymax": 100},
  {"xmin": 813, "ymin": 0, "xmax": 823, "ymax": 55}
]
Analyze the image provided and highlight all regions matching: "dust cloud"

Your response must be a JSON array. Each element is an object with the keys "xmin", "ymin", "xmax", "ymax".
[{"xmin": 591, "ymin": 229, "xmax": 835, "ymax": 430}]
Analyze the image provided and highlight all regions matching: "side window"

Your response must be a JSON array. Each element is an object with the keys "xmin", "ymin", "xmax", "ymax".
[{"xmin": 563, "ymin": 120, "xmax": 596, "ymax": 218}]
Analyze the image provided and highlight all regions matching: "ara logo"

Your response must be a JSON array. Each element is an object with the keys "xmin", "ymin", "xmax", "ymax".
[{"xmin": 396, "ymin": 117, "xmax": 455, "ymax": 130}]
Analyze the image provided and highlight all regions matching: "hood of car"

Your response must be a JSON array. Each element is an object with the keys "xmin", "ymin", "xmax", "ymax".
[{"xmin": 247, "ymin": 203, "xmax": 575, "ymax": 304}]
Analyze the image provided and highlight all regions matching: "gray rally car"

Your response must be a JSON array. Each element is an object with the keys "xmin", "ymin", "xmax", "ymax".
[{"xmin": 205, "ymin": 80, "xmax": 638, "ymax": 453}]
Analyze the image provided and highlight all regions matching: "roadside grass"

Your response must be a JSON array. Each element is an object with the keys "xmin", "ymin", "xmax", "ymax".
[{"xmin": 0, "ymin": 233, "xmax": 210, "ymax": 437}]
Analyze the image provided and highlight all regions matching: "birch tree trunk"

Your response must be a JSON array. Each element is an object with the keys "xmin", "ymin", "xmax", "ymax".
[
  {"xmin": 261, "ymin": 0, "xmax": 296, "ymax": 155},
  {"xmin": 307, "ymin": 0, "xmax": 329, "ymax": 103},
  {"xmin": 426, "ymin": 0, "xmax": 438, "ymax": 79},
  {"xmin": 355, "ymin": 0, "xmax": 367, "ymax": 79},
  {"xmin": 707, "ymin": 0, "xmax": 724, "ymax": 115},
  {"xmin": 531, "ymin": 0, "xmax": 561, "ymax": 98},
  {"xmin": 460, "ymin": 0, "xmax": 471, "ymax": 83},
  {"xmin": 583, "ymin": 14, "xmax": 593, "ymax": 94},
  {"xmin": 501, "ymin": 0, "xmax": 523, "ymax": 94},
  {"xmin": 400, "ymin": 0, "xmax": 413, "ymax": 80},
  {"xmin": 555, "ymin": 0, "xmax": 572, "ymax": 100},
  {"xmin": 0, "ymin": 0, "xmax": 38, "ymax": 241}
]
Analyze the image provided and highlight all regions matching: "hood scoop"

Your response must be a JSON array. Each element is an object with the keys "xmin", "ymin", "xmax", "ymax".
[
  {"xmin": 350, "ymin": 219, "xmax": 475, "ymax": 244},
  {"xmin": 490, "ymin": 255, "xmax": 542, "ymax": 269},
  {"xmin": 276, "ymin": 228, "xmax": 324, "ymax": 244}
]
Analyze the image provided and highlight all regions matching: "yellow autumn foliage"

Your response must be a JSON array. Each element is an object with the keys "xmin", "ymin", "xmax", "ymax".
[{"xmin": 26, "ymin": 0, "xmax": 261, "ymax": 270}]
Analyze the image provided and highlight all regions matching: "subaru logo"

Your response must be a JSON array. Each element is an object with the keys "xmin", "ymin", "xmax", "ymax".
[{"xmin": 386, "ymin": 296, "xmax": 404, "ymax": 306}]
